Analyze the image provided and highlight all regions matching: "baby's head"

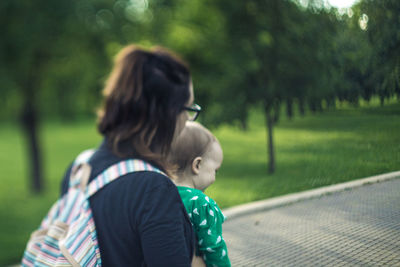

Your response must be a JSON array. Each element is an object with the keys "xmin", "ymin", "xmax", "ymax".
[{"xmin": 168, "ymin": 121, "xmax": 223, "ymax": 191}]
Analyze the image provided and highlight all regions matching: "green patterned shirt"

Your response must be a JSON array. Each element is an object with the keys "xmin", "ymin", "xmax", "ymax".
[{"xmin": 177, "ymin": 186, "xmax": 231, "ymax": 267}]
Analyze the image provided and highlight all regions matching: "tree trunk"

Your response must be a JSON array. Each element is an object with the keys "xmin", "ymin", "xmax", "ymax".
[
  {"xmin": 286, "ymin": 98, "xmax": 293, "ymax": 119},
  {"xmin": 326, "ymin": 97, "xmax": 336, "ymax": 109},
  {"xmin": 240, "ymin": 117, "xmax": 248, "ymax": 131},
  {"xmin": 20, "ymin": 101, "xmax": 43, "ymax": 193},
  {"xmin": 316, "ymin": 100, "xmax": 323, "ymax": 112},
  {"xmin": 298, "ymin": 98, "xmax": 305, "ymax": 116},
  {"xmin": 273, "ymin": 102, "xmax": 280, "ymax": 123},
  {"xmin": 310, "ymin": 100, "xmax": 317, "ymax": 113},
  {"xmin": 20, "ymin": 51, "xmax": 46, "ymax": 193},
  {"xmin": 264, "ymin": 104, "xmax": 275, "ymax": 174}
]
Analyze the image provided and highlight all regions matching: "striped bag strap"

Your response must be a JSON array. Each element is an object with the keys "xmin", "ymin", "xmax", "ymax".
[
  {"xmin": 68, "ymin": 149, "xmax": 96, "ymax": 189},
  {"xmin": 85, "ymin": 159, "xmax": 167, "ymax": 198}
]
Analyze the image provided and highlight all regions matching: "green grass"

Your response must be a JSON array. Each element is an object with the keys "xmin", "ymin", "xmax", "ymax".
[
  {"xmin": 1, "ymin": 101, "xmax": 400, "ymax": 265},
  {"xmin": 209, "ymin": 102, "xmax": 400, "ymax": 207}
]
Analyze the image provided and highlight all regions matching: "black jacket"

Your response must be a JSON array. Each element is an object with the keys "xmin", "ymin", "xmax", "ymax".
[{"xmin": 61, "ymin": 140, "xmax": 195, "ymax": 266}]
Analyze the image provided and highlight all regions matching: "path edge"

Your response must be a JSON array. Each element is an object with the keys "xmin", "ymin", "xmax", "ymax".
[{"xmin": 222, "ymin": 170, "xmax": 400, "ymax": 221}]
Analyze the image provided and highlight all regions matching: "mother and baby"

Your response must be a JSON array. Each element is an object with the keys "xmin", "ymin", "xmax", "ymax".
[{"xmin": 22, "ymin": 45, "xmax": 231, "ymax": 267}]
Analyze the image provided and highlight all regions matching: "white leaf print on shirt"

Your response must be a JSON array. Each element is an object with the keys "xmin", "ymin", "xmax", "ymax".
[
  {"xmin": 208, "ymin": 229, "xmax": 212, "ymax": 235},
  {"xmin": 193, "ymin": 208, "xmax": 199, "ymax": 215},
  {"xmin": 209, "ymin": 209, "xmax": 214, "ymax": 217},
  {"xmin": 221, "ymin": 249, "xmax": 226, "ymax": 257},
  {"xmin": 206, "ymin": 247, "xmax": 215, "ymax": 253},
  {"xmin": 187, "ymin": 189, "xmax": 192, "ymax": 192},
  {"xmin": 205, "ymin": 196, "xmax": 210, "ymax": 202},
  {"xmin": 216, "ymin": 235, "xmax": 222, "ymax": 244},
  {"xmin": 198, "ymin": 239, "xmax": 203, "ymax": 245},
  {"xmin": 190, "ymin": 196, "xmax": 198, "ymax": 201},
  {"xmin": 200, "ymin": 219, "xmax": 207, "ymax": 226}
]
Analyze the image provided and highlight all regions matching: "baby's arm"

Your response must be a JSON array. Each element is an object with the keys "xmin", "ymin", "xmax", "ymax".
[{"xmin": 195, "ymin": 199, "xmax": 231, "ymax": 267}]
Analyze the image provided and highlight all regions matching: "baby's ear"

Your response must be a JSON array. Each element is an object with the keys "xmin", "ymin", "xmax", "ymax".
[{"xmin": 191, "ymin": 157, "xmax": 202, "ymax": 175}]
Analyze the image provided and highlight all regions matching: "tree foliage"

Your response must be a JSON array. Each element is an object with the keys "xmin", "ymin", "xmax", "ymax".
[{"xmin": 0, "ymin": 0, "xmax": 399, "ymax": 188}]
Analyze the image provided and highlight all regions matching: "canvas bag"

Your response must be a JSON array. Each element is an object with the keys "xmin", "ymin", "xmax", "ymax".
[{"xmin": 22, "ymin": 149, "xmax": 166, "ymax": 267}]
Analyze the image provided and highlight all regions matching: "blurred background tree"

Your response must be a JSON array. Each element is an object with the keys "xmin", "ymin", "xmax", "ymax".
[
  {"xmin": 358, "ymin": 0, "xmax": 400, "ymax": 104},
  {"xmin": 1, "ymin": 0, "xmax": 399, "ymax": 191},
  {"xmin": 1, "ymin": 0, "xmax": 78, "ymax": 192}
]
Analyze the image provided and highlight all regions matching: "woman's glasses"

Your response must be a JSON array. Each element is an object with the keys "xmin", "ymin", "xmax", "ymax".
[{"xmin": 183, "ymin": 103, "xmax": 202, "ymax": 121}]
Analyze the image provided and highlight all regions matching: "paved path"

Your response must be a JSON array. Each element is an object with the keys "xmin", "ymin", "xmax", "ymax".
[{"xmin": 223, "ymin": 178, "xmax": 400, "ymax": 266}]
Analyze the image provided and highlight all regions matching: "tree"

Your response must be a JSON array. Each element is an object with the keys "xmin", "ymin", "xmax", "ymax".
[
  {"xmin": 0, "ymin": 0, "xmax": 78, "ymax": 192},
  {"xmin": 359, "ymin": 0, "xmax": 400, "ymax": 104},
  {"xmin": 211, "ymin": 0, "xmax": 340, "ymax": 173},
  {"xmin": 0, "ymin": 0, "xmax": 114, "ymax": 192}
]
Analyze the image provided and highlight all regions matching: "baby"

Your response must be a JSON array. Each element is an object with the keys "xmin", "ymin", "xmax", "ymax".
[{"xmin": 168, "ymin": 121, "xmax": 231, "ymax": 267}]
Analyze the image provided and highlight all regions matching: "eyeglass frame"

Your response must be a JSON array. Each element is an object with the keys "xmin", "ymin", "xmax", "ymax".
[{"xmin": 183, "ymin": 103, "xmax": 202, "ymax": 121}]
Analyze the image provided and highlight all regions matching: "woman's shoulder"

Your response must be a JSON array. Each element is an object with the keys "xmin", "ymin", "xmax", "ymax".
[
  {"xmin": 129, "ymin": 170, "xmax": 175, "ymax": 191},
  {"xmin": 89, "ymin": 144, "xmax": 173, "ymax": 189},
  {"xmin": 61, "ymin": 146, "xmax": 174, "ymax": 196}
]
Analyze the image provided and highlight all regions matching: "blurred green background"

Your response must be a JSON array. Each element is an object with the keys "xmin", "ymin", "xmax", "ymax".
[{"xmin": 1, "ymin": 0, "xmax": 400, "ymax": 265}]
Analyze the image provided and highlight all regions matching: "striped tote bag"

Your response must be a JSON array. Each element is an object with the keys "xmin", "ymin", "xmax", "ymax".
[{"xmin": 22, "ymin": 149, "xmax": 166, "ymax": 267}]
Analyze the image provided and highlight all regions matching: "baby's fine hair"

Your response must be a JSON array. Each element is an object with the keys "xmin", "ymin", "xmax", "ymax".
[{"xmin": 168, "ymin": 121, "xmax": 218, "ymax": 173}]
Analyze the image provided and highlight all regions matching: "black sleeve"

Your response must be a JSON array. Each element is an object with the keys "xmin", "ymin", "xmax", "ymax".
[{"xmin": 137, "ymin": 179, "xmax": 193, "ymax": 267}]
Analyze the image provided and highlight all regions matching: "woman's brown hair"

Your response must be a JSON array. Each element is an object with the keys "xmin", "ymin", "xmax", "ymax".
[{"xmin": 97, "ymin": 45, "xmax": 191, "ymax": 173}]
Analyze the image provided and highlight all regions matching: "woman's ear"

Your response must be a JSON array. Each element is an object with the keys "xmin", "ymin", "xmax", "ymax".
[{"xmin": 191, "ymin": 157, "xmax": 202, "ymax": 175}]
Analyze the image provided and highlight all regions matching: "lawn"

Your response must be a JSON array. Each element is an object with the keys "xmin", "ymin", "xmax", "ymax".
[{"xmin": 1, "ymin": 100, "xmax": 399, "ymax": 265}]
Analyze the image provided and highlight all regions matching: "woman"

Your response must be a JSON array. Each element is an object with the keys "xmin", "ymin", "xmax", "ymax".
[{"xmin": 60, "ymin": 45, "xmax": 202, "ymax": 266}]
